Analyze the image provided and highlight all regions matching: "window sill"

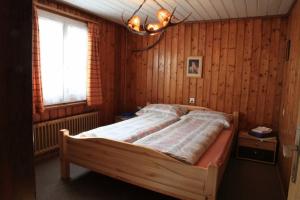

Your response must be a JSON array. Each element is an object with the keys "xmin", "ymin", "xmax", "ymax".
[{"xmin": 44, "ymin": 101, "xmax": 87, "ymax": 110}]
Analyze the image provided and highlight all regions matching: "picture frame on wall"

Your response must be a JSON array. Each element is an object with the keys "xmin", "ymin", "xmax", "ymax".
[{"xmin": 186, "ymin": 56, "xmax": 203, "ymax": 78}]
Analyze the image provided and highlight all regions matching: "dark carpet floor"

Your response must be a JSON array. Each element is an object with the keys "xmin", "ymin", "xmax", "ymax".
[{"xmin": 35, "ymin": 157, "xmax": 284, "ymax": 200}]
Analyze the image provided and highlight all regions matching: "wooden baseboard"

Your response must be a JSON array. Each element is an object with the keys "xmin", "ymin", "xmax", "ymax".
[
  {"xmin": 276, "ymin": 164, "xmax": 287, "ymax": 200},
  {"xmin": 34, "ymin": 150, "xmax": 59, "ymax": 164}
]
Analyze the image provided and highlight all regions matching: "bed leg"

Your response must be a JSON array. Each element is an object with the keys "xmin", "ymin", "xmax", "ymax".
[
  {"xmin": 59, "ymin": 129, "xmax": 70, "ymax": 180},
  {"xmin": 233, "ymin": 111, "xmax": 239, "ymax": 135}
]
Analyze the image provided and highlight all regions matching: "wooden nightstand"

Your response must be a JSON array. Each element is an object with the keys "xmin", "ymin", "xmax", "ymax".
[
  {"xmin": 115, "ymin": 114, "xmax": 136, "ymax": 122},
  {"xmin": 236, "ymin": 130, "xmax": 277, "ymax": 165}
]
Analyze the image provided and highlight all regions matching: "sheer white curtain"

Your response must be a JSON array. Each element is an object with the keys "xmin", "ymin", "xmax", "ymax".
[{"xmin": 38, "ymin": 10, "xmax": 88, "ymax": 106}]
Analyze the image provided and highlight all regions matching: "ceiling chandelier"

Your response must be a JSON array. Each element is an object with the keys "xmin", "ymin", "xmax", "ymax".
[{"xmin": 122, "ymin": 0, "xmax": 191, "ymax": 51}]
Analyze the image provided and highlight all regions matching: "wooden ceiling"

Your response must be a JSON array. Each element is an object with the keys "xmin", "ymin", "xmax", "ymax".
[{"xmin": 59, "ymin": 0, "xmax": 295, "ymax": 24}]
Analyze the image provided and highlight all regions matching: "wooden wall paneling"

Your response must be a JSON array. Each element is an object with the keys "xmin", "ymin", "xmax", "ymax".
[
  {"xmin": 152, "ymin": 34, "xmax": 159, "ymax": 103},
  {"xmin": 224, "ymin": 20, "xmax": 237, "ymax": 114},
  {"xmin": 164, "ymin": 30, "xmax": 172, "ymax": 104},
  {"xmin": 183, "ymin": 24, "xmax": 192, "ymax": 105},
  {"xmin": 255, "ymin": 20, "xmax": 271, "ymax": 125},
  {"xmin": 210, "ymin": 22, "xmax": 221, "ymax": 110},
  {"xmin": 158, "ymin": 32, "xmax": 166, "ymax": 103},
  {"xmin": 135, "ymin": 35, "xmax": 143, "ymax": 107},
  {"xmin": 170, "ymin": 26, "xmax": 178, "ymax": 103},
  {"xmin": 109, "ymin": 24, "xmax": 116, "ymax": 122},
  {"xmin": 122, "ymin": 17, "xmax": 287, "ymax": 129},
  {"xmin": 264, "ymin": 19, "xmax": 281, "ymax": 126},
  {"xmin": 232, "ymin": 20, "xmax": 245, "ymax": 116},
  {"xmin": 217, "ymin": 21, "xmax": 229, "ymax": 112},
  {"xmin": 247, "ymin": 19, "xmax": 262, "ymax": 128},
  {"xmin": 175, "ymin": 24, "xmax": 185, "ymax": 104},
  {"xmin": 146, "ymin": 36, "xmax": 154, "ymax": 103},
  {"xmin": 189, "ymin": 23, "xmax": 199, "ymax": 103},
  {"xmin": 126, "ymin": 34, "xmax": 135, "ymax": 110},
  {"xmin": 133, "ymin": 36, "xmax": 140, "ymax": 107},
  {"xmin": 196, "ymin": 23, "xmax": 206, "ymax": 106},
  {"xmin": 240, "ymin": 19, "xmax": 253, "ymax": 128},
  {"xmin": 141, "ymin": 36, "xmax": 149, "ymax": 106},
  {"xmin": 203, "ymin": 22, "xmax": 213, "ymax": 107},
  {"xmin": 273, "ymin": 19, "xmax": 287, "ymax": 130},
  {"xmin": 119, "ymin": 28, "xmax": 127, "ymax": 113}
]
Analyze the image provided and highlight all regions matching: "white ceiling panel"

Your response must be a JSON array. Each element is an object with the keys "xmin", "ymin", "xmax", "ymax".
[
  {"xmin": 58, "ymin": 0, "xmax": 295, "ymax": 25},
  {"xmin": 279, "ymin": 0, "xmax": 294, "ymax": 13},
  {"xmin": 245, "ymin": 0, "xmax": 258, "ymax": 17},
  {"xmin": 222, "ymin": 0, "xmax": 239, "ymax": 18},
  {"xmin": 257, "ymin": 0, "xmax": 268, "ymax": 16},
  {"xmin": 210, "ymin": 0, "xmax": 230, "ymax": 19}
]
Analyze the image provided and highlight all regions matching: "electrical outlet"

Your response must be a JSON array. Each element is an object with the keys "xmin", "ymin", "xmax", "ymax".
[{"xmin": 189, "ymin": 97, "xmax": 195, "ymax": 104}]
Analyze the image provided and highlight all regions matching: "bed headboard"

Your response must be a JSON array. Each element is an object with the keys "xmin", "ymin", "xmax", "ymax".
[
  {"xmin": 179, "ymin": 104, "xmax": 239, "ymax": 134},
  {"xmin": 145, "ymin": 102, "xmax": 239, "ymax": 134}
]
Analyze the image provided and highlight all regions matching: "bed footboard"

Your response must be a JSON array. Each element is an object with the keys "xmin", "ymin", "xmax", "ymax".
[
  {"xmin": 58, "ymin": 129, "xmax": 70, "ymax": 180},
  {"xmin": 58, "ymin": 110, "xmax": 239, "ymax": 200},
  {"xmin": 59, "ymin": 130, "xmax": 222, "ymax": 200}
]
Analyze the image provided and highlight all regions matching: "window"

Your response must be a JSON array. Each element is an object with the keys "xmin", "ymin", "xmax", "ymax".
[{"xmin": 38, "ymin": 10, "xmax": 88, "ymax": 106}]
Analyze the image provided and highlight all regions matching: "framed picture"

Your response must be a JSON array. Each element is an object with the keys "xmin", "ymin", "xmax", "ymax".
[{"xmin": 186, "ymin": 56, "xmax": 203, "ymax": 78}]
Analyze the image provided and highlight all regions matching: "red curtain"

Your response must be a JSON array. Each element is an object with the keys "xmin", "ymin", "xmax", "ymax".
[
  {"xmin": 32, "ymin": 7, "xmax": 44, "ymax": 114},
  {"xmin": 87, "ymin": 23, "xmax": 103, "ymax": 106}
]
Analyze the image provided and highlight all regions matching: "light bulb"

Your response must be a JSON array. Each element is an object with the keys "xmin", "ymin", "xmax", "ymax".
[
  {"xmin": 147, "ymin": 23, "xmax": 161, "ymax": 31},
  {"xmin": 157, "ymin": 8, "xmax": 171, "ymax": 24},
  {"xmin": 128, "ymin": 15, "xmax": 141, "ymax": 31}
]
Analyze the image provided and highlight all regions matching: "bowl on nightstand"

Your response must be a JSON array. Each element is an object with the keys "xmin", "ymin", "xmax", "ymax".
[{"xmin": 115, "ymin": 112, "xmax": 136, "ymax": 122}]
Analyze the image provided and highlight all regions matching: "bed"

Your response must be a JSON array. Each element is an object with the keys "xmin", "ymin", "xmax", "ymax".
[
  {"xmin": 59, "ymin": 105, "xmax": 239, "ymax": 200},
  {"xmin": 73, "ymin": 111, "xmax": 179, "ymax": 143}
]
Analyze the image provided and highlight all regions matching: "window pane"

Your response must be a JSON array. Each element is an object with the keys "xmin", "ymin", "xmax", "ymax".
[
  {"xmin": 38, "ymin": 16, "xmax": 64, "ymax": 106},
  {"xmin": 38, "ymin": 10, "xmax": 88, "ymax": 106},
  {"xmin": 63, "ymin": 24, "xmax": 88, "ymax": 103}
]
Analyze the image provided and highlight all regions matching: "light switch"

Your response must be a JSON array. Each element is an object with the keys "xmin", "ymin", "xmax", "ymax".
[{"xmin": 189, "ymin": 98, "xmax": 195, "ymax": 104}]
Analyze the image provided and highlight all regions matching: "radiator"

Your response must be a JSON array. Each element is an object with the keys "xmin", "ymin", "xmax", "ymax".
[{"xmin": 33, "ymin": 112, "xmax": 100, "ymax": 156}]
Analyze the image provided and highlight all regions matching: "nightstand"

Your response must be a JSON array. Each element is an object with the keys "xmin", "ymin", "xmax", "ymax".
[
  {"xmin": 115, "ymin": 114, "xmax": 136, "ymax": 122},
  {"xmin": 236, "ymin": 130, "xmax": 277, "ymax": 165}
]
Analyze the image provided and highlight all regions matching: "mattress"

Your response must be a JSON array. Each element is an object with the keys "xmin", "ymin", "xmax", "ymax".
[
  {"xmin": 74, "ymin": 112, "xmax": 179, "ymax": 143},
  {"xmin": 134, "ymin": 117, "xmax": 225, "ymax": 164},
  {"xmin": 195, "ymin": 124, "xmax": 234, "ymax": 168}
]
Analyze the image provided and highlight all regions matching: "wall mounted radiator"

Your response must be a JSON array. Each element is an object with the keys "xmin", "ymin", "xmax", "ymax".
[{"xmin": 33, "ymin": 112, "xmax": 100, "ymax": 156}]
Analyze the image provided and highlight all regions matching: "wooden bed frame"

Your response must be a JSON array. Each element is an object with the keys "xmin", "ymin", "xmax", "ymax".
[{"xmin": 59, "ymin": 105, "xmax": 239, "ymax": 200}]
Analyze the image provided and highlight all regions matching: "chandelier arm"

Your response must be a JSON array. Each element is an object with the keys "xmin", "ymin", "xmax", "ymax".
[
  {"xmin": 126, "ymin": 27, "xmax": 148, "ymax": 36},
  {"xmin": 143, "ymin": 15, "xmax": 149, "ymax": 30},
  {"xmin": 152, "ymin": 0, "xmax": 165, "ymax": 9},
  {"xmin": 128, "ymin": 0, "xmax": 147, "ymax": 22},
  {"xmin": 132, "ymin": 31, "xmax": 165, "ymax": 52},
  {"xmin": 170, "ymin": 12, "xmax": 192, "ymax": 25},
  {"xmin": 121, "ymin": 12, "xmax": 128, "ymax": 25}
]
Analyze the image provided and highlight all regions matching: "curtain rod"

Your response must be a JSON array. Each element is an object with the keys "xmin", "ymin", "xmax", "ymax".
[{"xmin": 34, "ymin": 2, "xmax": 102, "ymax": 25}]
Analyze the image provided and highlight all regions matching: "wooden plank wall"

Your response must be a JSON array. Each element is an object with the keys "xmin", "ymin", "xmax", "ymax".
[
  {"xmin": 33, "ymin": 0, "xmax": 123, "ymax": 125},
  {"xmin": 278, "ymin": 0, "xmax": 300, "ymax": 194},
  {"xmin": 121, "ymin": 17, "xmax": 287, "ymax": 129}
]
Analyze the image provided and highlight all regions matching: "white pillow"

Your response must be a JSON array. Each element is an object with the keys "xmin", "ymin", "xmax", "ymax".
[
  {"xmin": 182, "ymin": 110, "xmax": 232, "ymax": 128},
  {"xmin": 136, "ymin": 104, "xmax": 188, "ymax": 117}
]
